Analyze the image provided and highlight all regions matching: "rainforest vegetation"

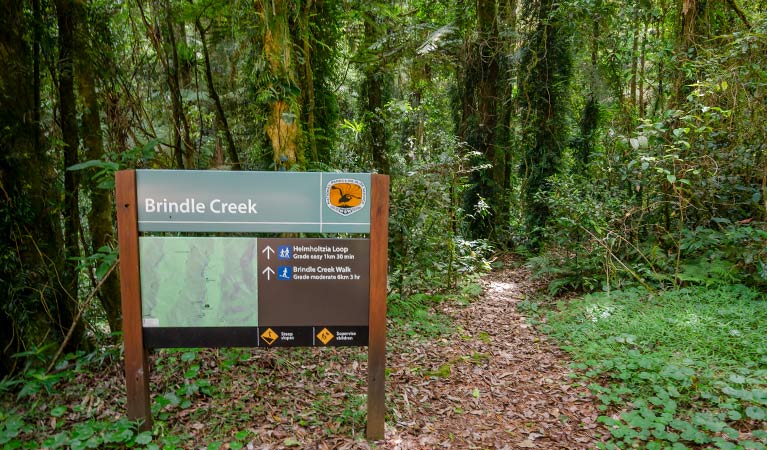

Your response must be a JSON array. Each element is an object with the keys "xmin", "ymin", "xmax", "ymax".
[{"xmin": 1, "ymin": 0, "xmax": 766, "ymax": 448}]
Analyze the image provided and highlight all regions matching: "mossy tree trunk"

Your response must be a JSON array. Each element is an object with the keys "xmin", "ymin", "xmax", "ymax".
[
  {"xmin": 74, "ymin": 0, "xmax": 123, "ymax": 335},
  {"xmin": 307, "ymin": 0, "xmax": 341, "ymax": 165},
  {"xmin": 518, "ymin": 0, "xmax": 573, "ymax": 250},
  {"xmin": 262, "ymin": 0, "xmax": 302, "ymax": 170},
  {"xmin": 461, "ymin": 0, "xmax": 504, "ymax": 240},
  {"xmin": 360, "ymin": 11, "xmax": 391, "ymax": 174},
  {"xmin": 1, "ymin": 0, "xmax": 81, "ymax": 374},
  {"xmin": 55, "ymin": 0, "xmax": 88, "ymax": 351}
]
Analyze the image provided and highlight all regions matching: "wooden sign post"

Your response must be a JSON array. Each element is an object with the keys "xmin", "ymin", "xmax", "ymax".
[{"xmin": 115, "ymin": 170, "xmax": 389, "ymax": 440}]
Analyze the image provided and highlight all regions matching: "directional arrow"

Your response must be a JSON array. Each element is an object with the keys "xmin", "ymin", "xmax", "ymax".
[
  {"xmin": 262, "ymin": 266, "xmax": 275, "ymax": 280},
  {"xmin": 262, "ymin": 245, "xmax": 275, "ymax": 260}
]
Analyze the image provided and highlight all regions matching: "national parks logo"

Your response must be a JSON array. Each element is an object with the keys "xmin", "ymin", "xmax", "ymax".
[{"xmin": 325, "ymin": 178, "xmax": 366, "ymax": 216}]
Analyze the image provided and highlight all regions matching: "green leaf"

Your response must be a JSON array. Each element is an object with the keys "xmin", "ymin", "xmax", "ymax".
[
  {"xmin": 282, "ymin": 437, "xmax": 301, "ymax": 447},
  {"xmin": 712, "ymin": 438, "xmax": 737, "ymax": 449},
  {"xmin": 729, "ymin": 374, "xmax": 747, "ymax": 384},
  {"xmin": 745, "ymin": 406, "xmax": 765, "ymax": 420},
  {"xmin": 97, "ymin": 179, "xmax": 115, "ymax": 190},
  {"xmin": 67, "ymin": 159, "xmax": 111, "ymax": 171},
  {"xmin": 667, "ymin": 174, "xmax": 677, "ymax": 184},
  {"xmin": 17, "ymin": 381, "xmax": 40, "ymax": 399},
  {"xmin": 3, "ymin": 440, "xmax": 22, "ymax": 450},
  {"xmin": 234, "ymin": 430, "xmax": 249, "ymax": 440},
  {"xmin": 163, "ymin": 392, "xmax": 180, "ymax": 406},
  {"xmin": 85, "ymin": 436, "xmax": 103, "ymax": 449},
  {"xmin": 134, "ymin": 431, "xmax": 152, "ymax": 445},
  {"xmin": 50, "ymin": 406, "xmax": 67, "ymax": 417}
]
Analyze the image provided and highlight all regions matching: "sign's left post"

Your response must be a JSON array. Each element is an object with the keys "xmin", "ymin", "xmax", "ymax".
[{"xmin": 115, "ymin": 170, "xmax": 152, "ymax": 430}]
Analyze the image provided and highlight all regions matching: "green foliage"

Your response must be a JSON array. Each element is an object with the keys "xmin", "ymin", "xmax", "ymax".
[
  {"xmin": 517, "ymin": 0, "xmax": 575, "ymax": 250},
  {"xmin": 387, "ymin": 292, "xmax": 452, "ymax": 338},
  {"xmin": 66, "ymin": 139, "xmax": 158, "ymax": 189},
  {"xmin": 387, "ymin": 140, "xmax": 491, "ymax": 297},
  {"xmin": 530, "ymin": 173, "xmax": 628, "ymax": 294},
  {"xmin": 38, "ymin": 418, "xmax": 151, "ymax": 449},
  {"xmin": 679, "ymin": 225, "xmax": 767, "ymax": 287},
  {"xmin": 523, "ymin": 9, "xmax": 767, "ymax": 298},
  {"xmin": 537, "ymin": 285, "xmax": 767, "ymax": 449},
  {"xmin": 0, "ymin": 350, "xmax": 157, "ymax": 449}
]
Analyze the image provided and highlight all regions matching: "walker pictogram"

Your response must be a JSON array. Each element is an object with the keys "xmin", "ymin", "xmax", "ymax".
[
  {"xmin": 277, "ymin": 266, "xmax": 292, "ymax": 280},
  {"xmin": 278, "ymin": 245, "xmax": 291, "ymax": 259}
]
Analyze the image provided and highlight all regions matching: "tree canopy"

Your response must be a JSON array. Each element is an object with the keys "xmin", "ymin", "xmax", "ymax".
[{"xmin": 1, "ymin": 0, "xmax": 766, "ymax": 374}]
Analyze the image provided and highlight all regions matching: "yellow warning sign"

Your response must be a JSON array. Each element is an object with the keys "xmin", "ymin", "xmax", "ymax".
[
  {"xmin": 261, "ymin": 328, "xmax": 279, "ymax": 346},
  {"xmin": 316, "ymin": 328, "xmax": 334, "ymax": 345}
]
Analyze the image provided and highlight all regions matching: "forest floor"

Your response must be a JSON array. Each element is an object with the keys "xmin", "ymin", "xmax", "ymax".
[
  {"xmin": 379, "ymin": 261, "xmax": 606, "ymax": 449},
  {"xmin": 4, "ymin": 260, "xmax": 608, "ymax": 449}
]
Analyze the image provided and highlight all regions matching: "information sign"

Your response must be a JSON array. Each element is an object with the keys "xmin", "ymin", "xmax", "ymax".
[{"xmin": 115, "ymin": 170, "xmax": 389, "ymax": 440}]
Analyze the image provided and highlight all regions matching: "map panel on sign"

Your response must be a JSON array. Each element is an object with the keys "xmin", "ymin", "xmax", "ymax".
[{"xmin": 140, "ymin": 237, "xmax": 259, "ymax": 327}]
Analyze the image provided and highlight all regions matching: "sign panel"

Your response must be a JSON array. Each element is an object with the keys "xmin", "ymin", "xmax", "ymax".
[
  {"xmin": 257, "ymin": 238, "xmax": 369, "ymax": 326},
  {"xmin": 139, "ymin": 237, "xmax": 369, "ymax": 348},
  {"xmin": 136, "ymin": 170, "xmax": 371, "ymax": 233}
]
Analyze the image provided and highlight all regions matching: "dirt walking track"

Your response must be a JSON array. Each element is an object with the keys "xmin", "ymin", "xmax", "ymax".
[{"xmin": 378, "ymin": 265, "xmax": 606, "ymax": 449}]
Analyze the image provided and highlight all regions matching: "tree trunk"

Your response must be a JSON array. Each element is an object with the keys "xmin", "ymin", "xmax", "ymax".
[
  {"xmin": 639, "ymin": 21, "xmax": 647, "ymax": 119},
  {"xmin": 462, "ymin": 0, "xmax": 503, "ymax": 240},
  {"xmin": 137, "ymin": 0, "xmax": 194, "ymax": 168},
  {"xmin": 629, "ymin": 8, "xmax": 639, "ymax": 113},
  {"xmin": 196, "ymin": 19, "xmax": 241, "ymax": 169},
  {"xmin": 672, "ymin": 0, "xmax": 702, "ymax": 107},
  {"xmin": 262, "ymin": 0, "xmax": 301, "ymax": 170},
  {"xmin": 299, "ymin": 0, "xmax": 319, "ymax": 163},
  {"xmin": 55, "ymin": 0, "xmax": 87, "ymax": 350},
  {"xmin": 289, "ymin": 0, "xmax": 340, "ymax": 166},
  {"xmin": 518, "ymin": 0, "xmax": 573, "ymax": 250},
  {"xmin": 362, "ymin": 13, "xmax": 390, "ymax": 174},
  {"xmin": 75, "ymin": 1, "xmax": 123, "ymax": 335},
  {"xmin": 574, "ymin": 18, "xmax": 600, "ymax": 173},
  {"xmin": 0, "ymin": 0, "xmax": 69, "ymax": 375},
  {"xmin": 164, "ymin": 0, "xmax": 195, "ymax": 168}
]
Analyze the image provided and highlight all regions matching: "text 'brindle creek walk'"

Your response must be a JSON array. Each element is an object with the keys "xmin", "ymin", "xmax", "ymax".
[{"xmin": 258, "ymin": 238, "xmax": 370, "ymax": 328}]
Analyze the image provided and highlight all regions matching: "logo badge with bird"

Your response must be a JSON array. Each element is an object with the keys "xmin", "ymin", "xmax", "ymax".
[{"xmin": 325, "ymin": 178, "xmax": 366, "ymax": 216}]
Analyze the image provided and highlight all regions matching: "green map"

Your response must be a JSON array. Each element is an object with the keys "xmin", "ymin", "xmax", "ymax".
[{"xmin": 140, "ymin": 237, "xmax": 259, "ymax": 327}]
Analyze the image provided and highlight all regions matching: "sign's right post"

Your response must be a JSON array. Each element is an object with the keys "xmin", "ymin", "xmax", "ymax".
[{"xmin": 367, "ymin": 174, "xmax": 389, "ymax": 440}]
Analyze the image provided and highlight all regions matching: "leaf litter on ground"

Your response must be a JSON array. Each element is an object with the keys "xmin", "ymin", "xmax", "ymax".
[{"xmin": 1, "ymin": 260, "xmax": 606, "ymax": 449}]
